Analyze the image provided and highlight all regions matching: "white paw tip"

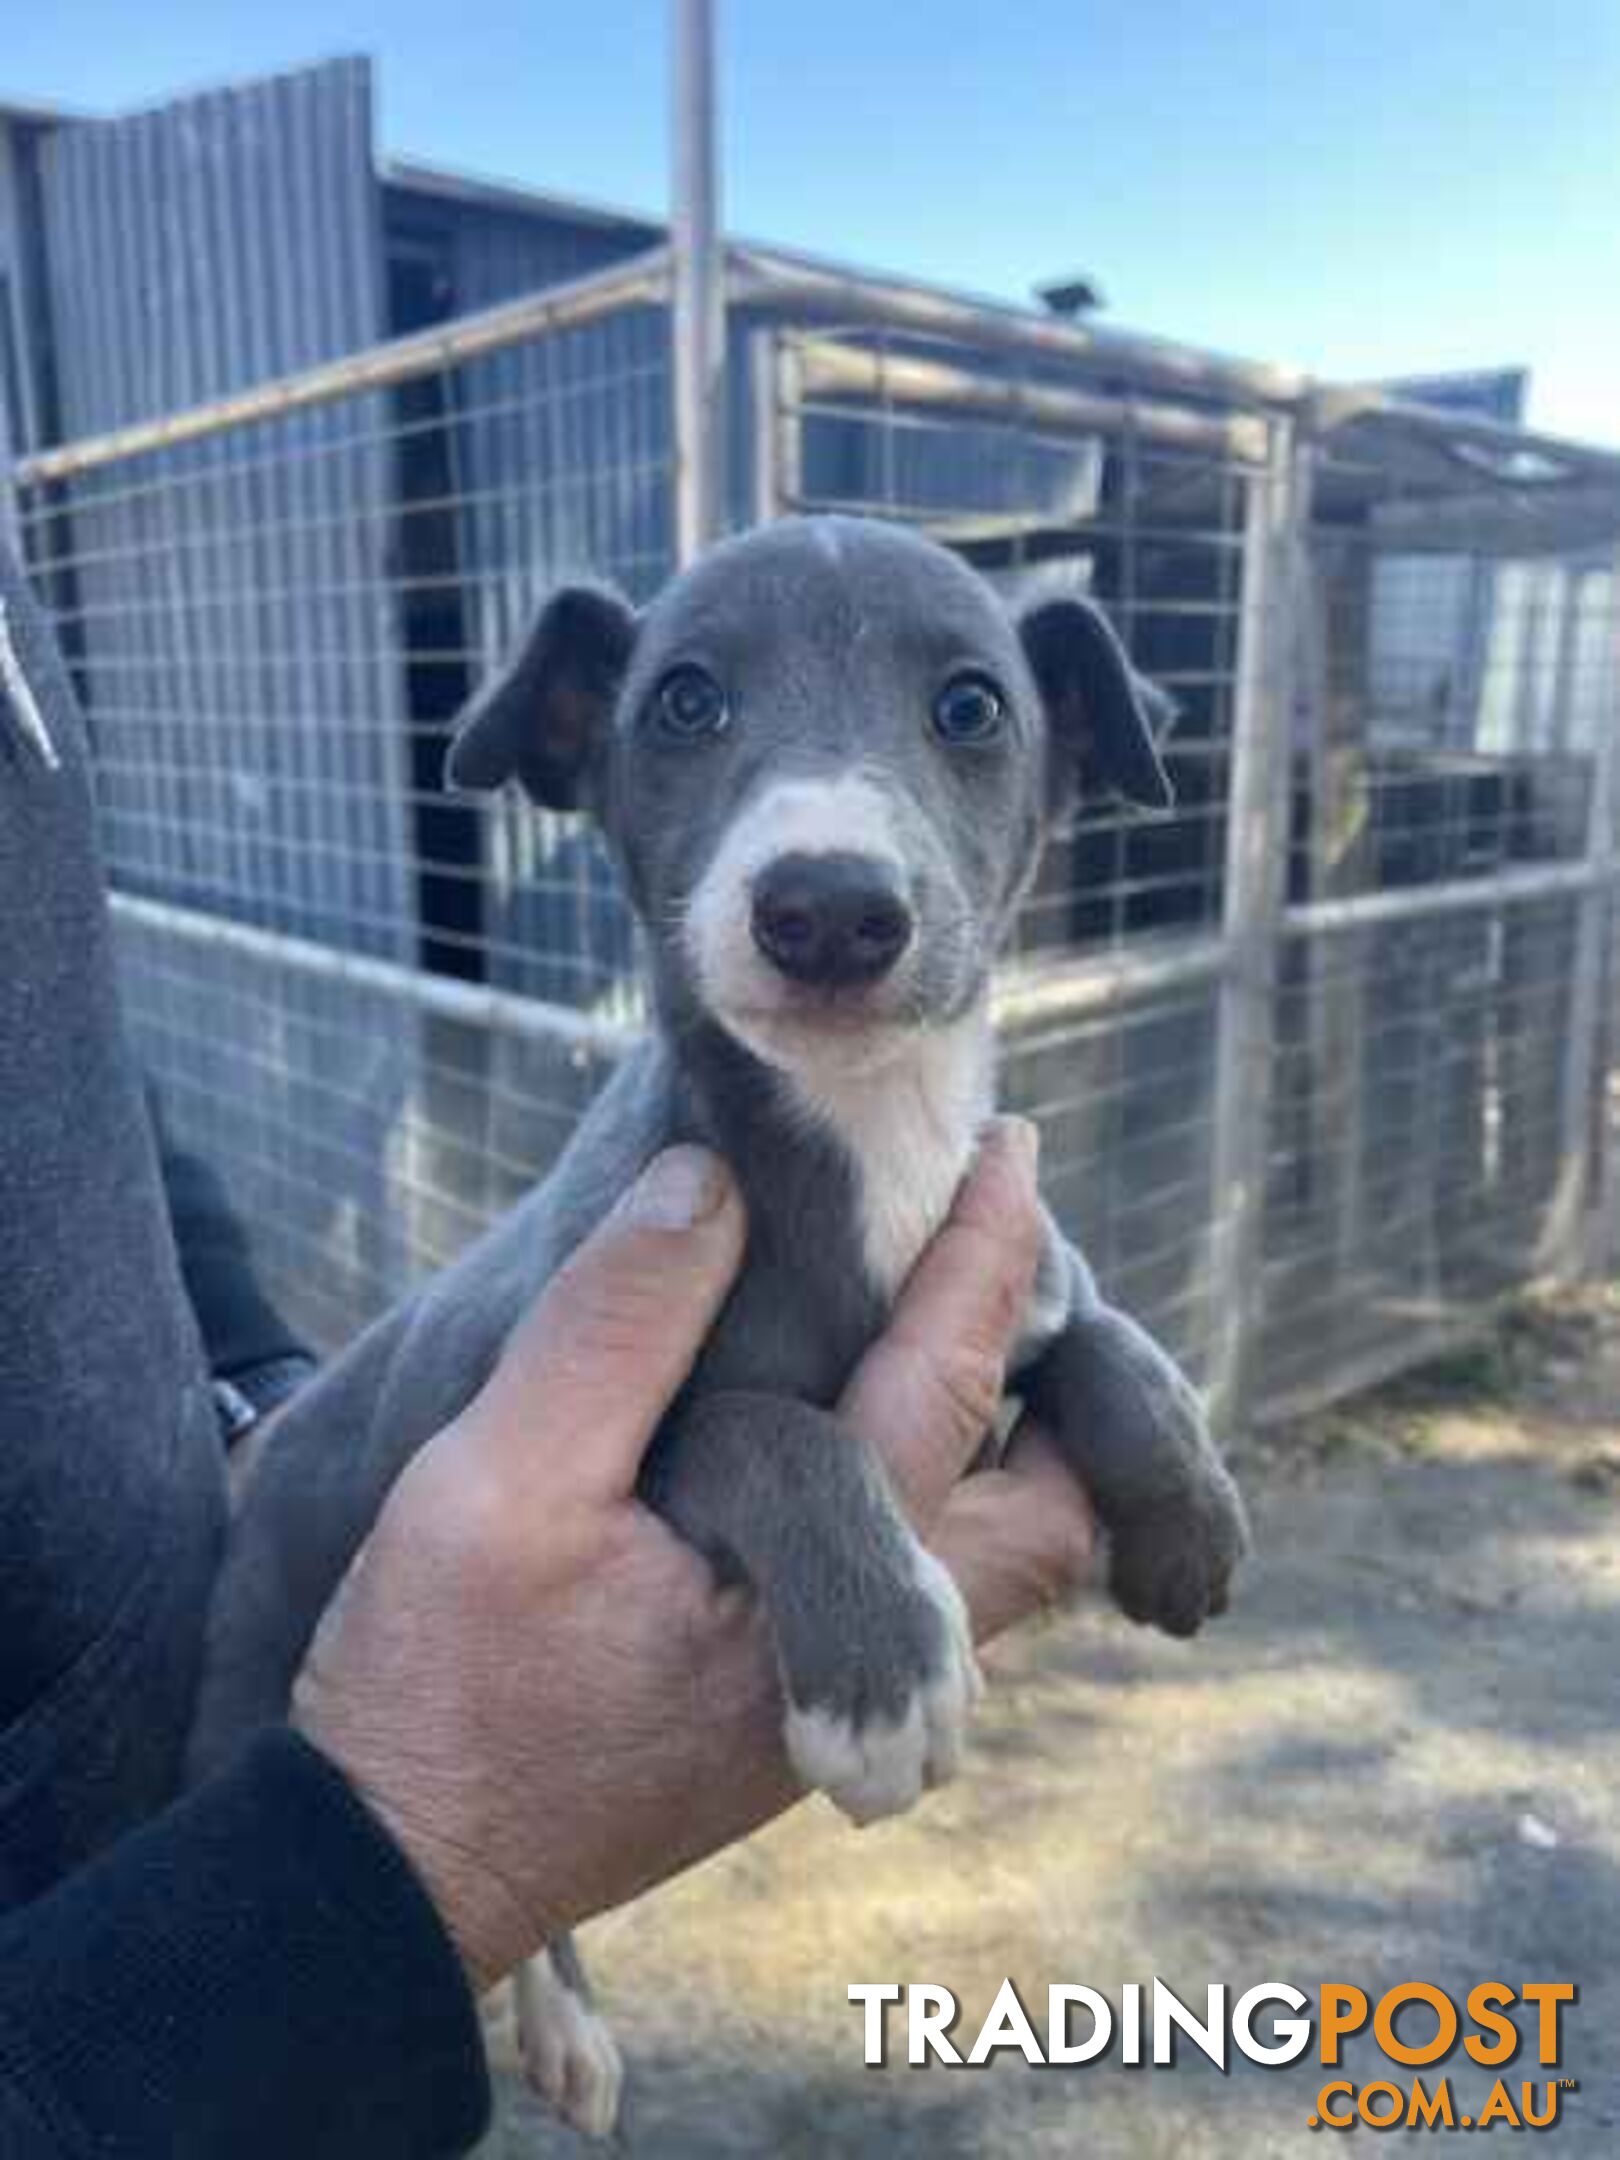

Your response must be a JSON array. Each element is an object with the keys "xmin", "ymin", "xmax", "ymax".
[
  {"xmin": 787, "ymin": 1697, "xmax": 929, "ymax": 1824},
  {"xmin": 785, "ymin": 1549, "xmax": 982, "ymax": 1825},
  {"xmin": 518, "ymin": 1971, "xmax": 624, "ymax": 2141}
]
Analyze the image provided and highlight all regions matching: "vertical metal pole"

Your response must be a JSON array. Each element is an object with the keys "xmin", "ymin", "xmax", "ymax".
[
  {"xmin": 1555, "ymin": 553, "xmax": 1619, "ymax": 1274},
  {"xmin": 1207, "ymin": 416, "xmax": 1309, "ymax": 1435},
  {"xmin": 1546, "ymin": 564, "xmax": 1585, "ymax": 757},
  {"xmin": 1597, "ymin": 555, "xmax": 1620, "ymax": 1271},
  {"xmin": 1512, "ymin": 562, "xmax": 1549, "ymax": 746},
  {"xmin": 775, "ymin": 337, "xmax": 803, "ymax": 516},
  {"xmin": 672, "ymin": 0, "xmax": 726, "ymax": 563},
  {"xmin": 746, "ymin": 330, "xmax": 800, "ymax": 528},
  {"xmin": 0, "ymin": 444, "xmax": 18, "ymax": 560},
  {"xmin": 1593, "ymin": 881, "xmax": 1618, "ymax": 1279},
  {"xmin": 747, "ymin": 328, "xmax": 782, "ymax": 526}
]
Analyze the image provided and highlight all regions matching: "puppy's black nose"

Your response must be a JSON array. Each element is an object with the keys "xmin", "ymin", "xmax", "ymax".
[{"xmin": 751, "ymin": 852, "xmax": 913, "ymax": 988}]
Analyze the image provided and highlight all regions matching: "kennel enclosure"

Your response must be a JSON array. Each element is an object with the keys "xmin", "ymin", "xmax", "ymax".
[{"xmin": 4, "ymin": 58, "xmax": 1617, "ymax": 1429}]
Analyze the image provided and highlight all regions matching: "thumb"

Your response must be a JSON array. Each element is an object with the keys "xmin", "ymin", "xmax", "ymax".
[{"xmin": 470, "ymin": 1145, "xmax": 746, "ymax": 1499}]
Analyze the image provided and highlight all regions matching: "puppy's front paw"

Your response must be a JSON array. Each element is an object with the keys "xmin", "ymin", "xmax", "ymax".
[
  {"xmin": 784, "ymin": 1545, "xmax": 982, "ymax": 1826},
  {"xmin": 1106, "ymin": 1458, "xmax": 1248, "ymax": 1638},
  {"xmin": 514, "ymin": 1948, "xmax": 624, "ymax": 2142}
]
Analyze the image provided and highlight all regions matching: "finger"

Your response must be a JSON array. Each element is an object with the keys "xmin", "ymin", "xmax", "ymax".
[
  {"xmin": 840, "ymin": 1116, "xmax": 1042, "ymax": 1528},
  {"xmin": 928, "ymin": 1423, "xmax": 1101, "ymax": 1643},
  {"xmin": 468, "ymin": 1146, "xmax": 747, "ymax": 1499}
]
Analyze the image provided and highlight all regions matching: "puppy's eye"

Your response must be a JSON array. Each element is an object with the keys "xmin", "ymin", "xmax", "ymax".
[
  {"xmin": 932, "ymin": 672, "xmax": 1006, "ymax": 746},
  {"xmin": 653, "ymin": 664, "xmax": 729, "ymax": 740}
]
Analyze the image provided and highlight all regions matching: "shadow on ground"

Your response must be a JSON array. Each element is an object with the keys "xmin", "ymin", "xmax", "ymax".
[{"xmin": 479, "ymin": 1288, "xmax": 1620, "ymax": 2158}]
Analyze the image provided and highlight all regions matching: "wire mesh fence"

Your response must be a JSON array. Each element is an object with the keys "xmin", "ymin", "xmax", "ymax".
[
  {"xmin": 17, "ymin": 261, "xmax": 663, "ymax": 1345},
  {"xmin": 766, "ymin": 323, "xmax": 1620, "ymax": 1412},
  {"xmin": 1254, "ymin": 425, "xmax": 1620, "ymax": 1412},
  {"xmin": 13, "ymin": 253, "xmax": 1620, "ymax": 1421}
]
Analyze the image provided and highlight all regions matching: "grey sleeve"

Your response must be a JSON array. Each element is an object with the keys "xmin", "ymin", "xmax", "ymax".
[{"xmin": 0, "ymin": 544, "xmax": 225, "ymax": 1891}]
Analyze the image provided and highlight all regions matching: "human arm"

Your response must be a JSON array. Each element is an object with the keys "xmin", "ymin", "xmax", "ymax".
[
  {"xmin": 0, "ymin": 1729, "xmax": 489, "ymax": 2159},
  {"xmin": 0, "ymin": 1126, "xmax": 1092, "ymax": 2154},
  {"xmin": 294, "ymin": 1121, "xmax": 1095, "ymax": 1990}
]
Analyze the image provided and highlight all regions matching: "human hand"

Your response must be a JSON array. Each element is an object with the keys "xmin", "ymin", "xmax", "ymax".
[{"xmin": 292, "ymin": 1122, "xmax": 1096, "ymax": 1993}]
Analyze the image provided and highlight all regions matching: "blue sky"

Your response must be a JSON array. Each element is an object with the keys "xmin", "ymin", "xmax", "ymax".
[{"xmin": 6, "ymin": 1, "xmax": 1618, "ymax": 444}]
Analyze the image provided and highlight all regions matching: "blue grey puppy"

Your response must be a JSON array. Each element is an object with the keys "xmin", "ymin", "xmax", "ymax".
[{"xmin": 189, "ymin": 515, "xmax": 1246, "ymax": 2137}]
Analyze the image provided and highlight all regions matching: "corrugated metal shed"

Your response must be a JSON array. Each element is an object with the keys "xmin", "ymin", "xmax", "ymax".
[
  {"xmin": 36, "ymin": 55, "xmax": 410, "ymax": 952},
  {"xmin": 0, "ymin": 112, "xmax": 55, "ymax": 476},
  {"xmin": 1, "ymin": 62, "xmax": 702, "ymax": 1336},
  {"xmin": 29, "ymin": 58, "xmax": 423, "ymax": 1321}
]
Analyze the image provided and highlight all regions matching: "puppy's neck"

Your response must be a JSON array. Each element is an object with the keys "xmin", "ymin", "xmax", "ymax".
[
  {"xmin": 778, "ymin": 1006, "xmax": 994, "ymax": 1299},
  {"xmin": 670, "ymin": 995, "xmax": 995, "ymax": 1303}
]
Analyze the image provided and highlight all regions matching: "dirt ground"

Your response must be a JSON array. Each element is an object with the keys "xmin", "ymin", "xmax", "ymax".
[{"xmin": 482, "ymin": 1288, "xmax": 1620, "ymax": 2158}]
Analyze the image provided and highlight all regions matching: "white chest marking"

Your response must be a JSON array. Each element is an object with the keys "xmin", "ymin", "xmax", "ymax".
[{"xmin": 788, "ymin": 1012, "xmax": 993, "ymax": 1299}]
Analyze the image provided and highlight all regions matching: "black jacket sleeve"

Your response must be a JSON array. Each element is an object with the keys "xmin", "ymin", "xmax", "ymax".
[{"xmin": 0, "ymin": 1729, "xmax": 491, "ymax": 2158}]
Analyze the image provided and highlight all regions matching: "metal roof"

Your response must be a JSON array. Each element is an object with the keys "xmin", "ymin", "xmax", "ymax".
[
  {"xmin": 0, "ymin": 95, "xmax": 83, "ymax": 127},
  {"xmin": 381, "ymin": 153, "xmax": 661, "ymax": 243}
]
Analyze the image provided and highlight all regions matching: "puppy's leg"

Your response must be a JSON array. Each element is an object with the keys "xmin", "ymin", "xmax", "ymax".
[
  {"xmin": 511, "ymin": 1936, "xmax": 624, "ymax": 2142},
  {"xmin": 1017, "ymin": 1222, "xmax": 1248, "ymax": 1637},
  {"xmin": 644, "ymin": 1393, "xmax": 981, "ymax": 1825}
]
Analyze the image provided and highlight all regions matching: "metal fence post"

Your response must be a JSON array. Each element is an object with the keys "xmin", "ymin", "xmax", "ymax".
[
  {"xmin": 748, "ymin": 328, "xmax": 801, "ymax": 526},
  {"xmin": 672, "ymin": 0, "xmax": 726, "ymax": 563},
  {"xmin": 0, "ymin": 388, "xmax": 17, "ymax": 558},
  {"xmin": 1591, "ymin": 876, "xmax": 1618, "ymax": 1275},
  {"xmin": 1207, "ymin": 415, "xmax": 1310, "ymax": 1434},
  {"xmin": 1558, "ymin": 554, "xmax": 1620, "ymax": 1274},
  {"xmin": 1594, "ymin": 882, "xmax": 1619, "ymax": 1278},
  {"xmin": 1599, "ymin": 554, "xmax": 1620, "ymax": 1271}
]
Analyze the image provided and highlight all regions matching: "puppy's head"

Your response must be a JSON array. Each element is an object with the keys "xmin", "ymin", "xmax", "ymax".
[{"xmin": 449, "ymin": 517, "xmax": 1170, "ymax": 1075}]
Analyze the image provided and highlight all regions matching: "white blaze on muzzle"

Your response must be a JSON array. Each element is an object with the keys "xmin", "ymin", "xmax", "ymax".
[
  {"xmin": 683, "ymin": 766, "xmax": 992, "ymax": 1299},
  {"xmin": 684, "ymin": 769, "xmax": 906, "ymax": 1014}
]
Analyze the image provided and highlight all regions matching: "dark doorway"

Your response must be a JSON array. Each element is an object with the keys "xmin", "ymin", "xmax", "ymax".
[{"xmin": 388, "ymin": 242, "xmax": 484, "ymax": 981}]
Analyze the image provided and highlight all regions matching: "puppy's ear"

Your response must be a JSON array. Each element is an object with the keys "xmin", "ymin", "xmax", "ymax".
[
  {"xmin": 1018, "ymin": 596, "xmax": 1175, "ymax": 814},
  {"xmin": 445, "ymin": 586, "xmax": 637, "ymax": 810}
]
